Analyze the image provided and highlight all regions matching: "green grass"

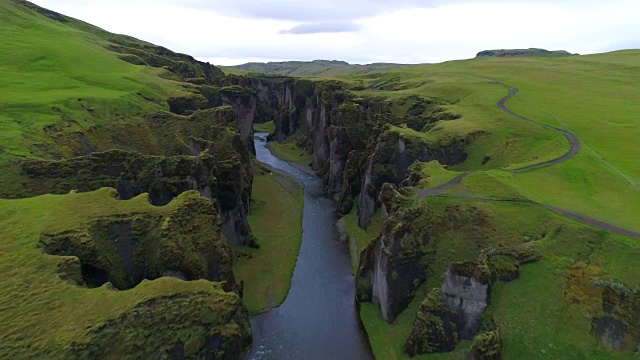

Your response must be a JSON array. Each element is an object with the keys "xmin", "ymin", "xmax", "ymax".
[
  {"xmin": 444, "ymin": 171, "xmax": 528, "ymax": 201},
  {"xmin": 486, "ymin": 225, "xmax": 640, "ymax": 359},
  {"xmin": 343, "ymin": 209, "xmax": 384, "ymax": 274},
  {"xmin": 268, "ymin": 141, "xmax": 313, "ymax": 165},
  {"xmin": 417, "ymin": 160, "xmax": 463, "ymax": 190},
  {"xmin": 253, "ymin": 121, "xmax": 276, "ymax": 133},
  {"xmin": 0, "ymin": 3, "xmax": 252, "ymax": 356},
  {"xmin": 233, "ymin": 163, "xmax": 303, "ymax": 314}
]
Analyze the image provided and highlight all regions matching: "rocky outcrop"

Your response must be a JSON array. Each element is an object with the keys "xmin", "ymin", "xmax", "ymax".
[
  {"xmin": 220, "ymin": 85, "xmax": 258, "ymax": 153},
  {"xmin": 476, "ymin": 48, "xmax": 578, "ymax": 58},
  {"xmin": 358, "ymin": 128, "xmax": 469, "ymax": 229},
  {"xmin": 404, "ymin": 289, "xmax": 461, "ymax": 356},
  {"xmin": 106, "ymin": 36, "xmax": 224, "ymax": 84},
  {"xmin": 70, "ymin": 285, "xmax": 252, "ymax": 359},
  {"xmin": 356, "ymin": 199, "xmax": 433, "ymax": 323},
  {"xmin": 591, "ymin": 282, "xmax": 639, "ymax": 350},
  {"xmin": 39, "ymin": 191, "xmax": 236, "ymax": 290},
  {"xmin": 469, "ymin": 328, "xmax": 503, "ymax": 360},
  {"xmin": 404, "ymin": 285, "xmax": 504, "ymax": 359},
  {"xmin": 403, "ymin": 245, "xmax": 539, "ymax": 356},
  {"xmin": 18, "ymin": 147, "xmax": 255, "ymax": 247},
  {"xmin": 441, "ymin": 263, "xmax": 490, "ymax": 339}
]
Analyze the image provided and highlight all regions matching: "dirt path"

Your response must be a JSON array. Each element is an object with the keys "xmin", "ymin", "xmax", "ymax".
[
  {"xmin": 418, "ymin": 82, "xmax": 640, "ymax": 239},
  {"xmin": 494, "ymin": 84, "xmax": 581, "ymax": 172}
]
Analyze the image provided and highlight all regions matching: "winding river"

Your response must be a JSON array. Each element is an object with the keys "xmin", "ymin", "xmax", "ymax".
[{"xmin": 245, "ymin": 133, "xmax": 373, "ymax": 360}]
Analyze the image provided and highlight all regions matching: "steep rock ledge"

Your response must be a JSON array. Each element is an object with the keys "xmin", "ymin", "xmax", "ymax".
[
  {"xmin": 356, "ymin": 196, "xmax": 435, "ymax": 323},
  {"xmin": 18, "ymin": 148, "xmax": 254, "ymax": 247},
  {"xmin": 40, "ymin": 191, "xmax": 236, "ymax": 290},
  {"xmin": 220, "ymin": 85, "xmax": 258, "ymax": 154}
]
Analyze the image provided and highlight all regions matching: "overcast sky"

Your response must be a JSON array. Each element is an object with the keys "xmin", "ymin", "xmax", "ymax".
[{"xmin": 33, "ymin": 0, "xmax": 640, "ymax": 65}]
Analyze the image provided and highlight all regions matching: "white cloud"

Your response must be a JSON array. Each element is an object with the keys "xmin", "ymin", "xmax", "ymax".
[
  {"xmin": 279, "ymin": 21, "xmax": 361, "ymax": 35},
  {"xmin": 31, "ymin": 0, "xmax": 640, "ymax": 65}
]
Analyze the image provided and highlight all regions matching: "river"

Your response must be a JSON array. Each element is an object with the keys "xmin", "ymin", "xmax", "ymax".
[{"xmin": 245, "ymin": 133, "xmax": 373, "ymax": 360}]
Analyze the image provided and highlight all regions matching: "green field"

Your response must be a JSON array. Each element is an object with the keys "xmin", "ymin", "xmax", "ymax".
[
  {"xmin": 268, "ymin": 140, "xmax": 313, "ymax": 165},
  {"xmin": 254, "ymin": 120, "xmax": 276, "ymax": 133},
  {"xmin": 331, "ymin": 52, "xmax": 640, "ymax": 231},
  {"xmin": 233, "ymin": 163, "xmax": 304, "ymax": 314}
]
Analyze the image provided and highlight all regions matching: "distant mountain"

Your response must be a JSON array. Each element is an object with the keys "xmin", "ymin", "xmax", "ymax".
[
  {"xmin": 476, "ymin": 48, "xmax": 578, "ymax": 58},
  {"xmin": 226, "ymin": 59, "xmax": 408, "ymax": 77}
]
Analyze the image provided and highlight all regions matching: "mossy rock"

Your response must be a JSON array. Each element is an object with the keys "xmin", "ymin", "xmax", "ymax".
[
  {"xmin": 404, "ymin": 289, "xmax": 461, "ymax": 356},
  {"xmin": 70, "ymin": 286, "xmax": 251, "ymax": 359},
  {"xmin": 39, "ymin": 191, "xmax": 236, "ymax": 291},
  {"xmin": 469, "ymin": 329, "xmax": 502, "ymax": 360},
  {"xmin": 167, "ymin": 93, "xmax": 209, "ymax": 115}
]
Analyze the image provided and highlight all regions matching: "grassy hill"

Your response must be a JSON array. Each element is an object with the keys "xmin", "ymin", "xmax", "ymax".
[
  {"xmin": 225, "ymin": 59, "xmax": 408, "ymax": 77},
  {"xmin": 0, "ymin": 1, "xmax": 258, "ymax": 357}
]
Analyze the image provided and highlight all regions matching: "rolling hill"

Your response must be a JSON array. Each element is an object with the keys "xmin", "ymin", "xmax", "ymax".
[{"xmin": 225, "ymin": 59, "xmax": 409, "ymax": 77}]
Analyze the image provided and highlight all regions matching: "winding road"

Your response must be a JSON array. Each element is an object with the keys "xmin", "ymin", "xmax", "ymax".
[{"xmin": 418, "ymin": 81, "xmax": 640, "ymax": 239}]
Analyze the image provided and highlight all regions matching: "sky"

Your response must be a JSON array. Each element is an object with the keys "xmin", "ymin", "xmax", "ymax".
[{"xmin": 33, "ymin": 0, "xmax": 640, "ymax": 66}]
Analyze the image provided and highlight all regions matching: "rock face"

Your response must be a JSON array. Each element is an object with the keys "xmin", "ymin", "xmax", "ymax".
[
  {"xmin": 243, "ymin": 77, "xmax": 388, "ymax": 195},
  {"xmin": 357, "ymin": 191, "xmax": 506, "ymax": 325},
  {"xmin": 39, "ymin": 191, "xmax": 236, "ymax": 290},
  {"xmin": 220, "ymin": 85, "xmax": 258, "ymax": 153},
  {"xmin": 402, "ymin": 266, "xmax": 491, "ymax": 357},
  {"xmin": 70, "ymin": 285, "xmax": 252, "ymax": 359},
  {"xmin": 441, "ymin": 263, "xmax": 490, "ymax": 339},
  {"xmin": 358, "ymin": 128, "xmax": 469, "ymax": 229},
  {"xmin": 36, "ymin": 190, "xmax": 253, "ymax": 357},
  {"xmin": 403, "ymin": 245, "xmax": 539, "ymax": 357},
  {"xmin": 356, "ymin": 198, "xmax": 432, "ymax": 323},
  {"xmin": 19, "ymin": 147, "xmax": 254, "ymax": 247}
]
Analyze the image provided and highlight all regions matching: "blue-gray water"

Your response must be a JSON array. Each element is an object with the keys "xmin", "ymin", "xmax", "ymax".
[{"xmin": 245, "ymin": 133, "xmax": 373, "ymax": 360}]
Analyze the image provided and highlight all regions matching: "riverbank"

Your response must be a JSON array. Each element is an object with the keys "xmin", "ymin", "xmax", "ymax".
[{"xmin": 233, "ymin": 162, "xmax": 304, "ymax": 315}]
